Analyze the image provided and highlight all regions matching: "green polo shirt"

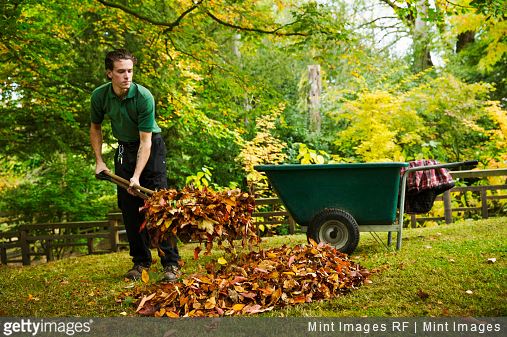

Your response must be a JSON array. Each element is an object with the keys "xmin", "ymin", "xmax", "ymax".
[{"xmin": 90, "ymin": 82, "xmax": 161, "ymax": 142}]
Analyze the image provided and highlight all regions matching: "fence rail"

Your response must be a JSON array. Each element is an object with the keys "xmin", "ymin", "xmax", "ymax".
[
  {"xmin": 0, "ymin": 213, "xmax": 126, "ymax": 266},
  {"xmin": 1, "ymin": 168, "xmax": 505, "ymax": 266},
  {"xmin": 409, "ymin": 168, "xmax": 507, "ymax": 227}
]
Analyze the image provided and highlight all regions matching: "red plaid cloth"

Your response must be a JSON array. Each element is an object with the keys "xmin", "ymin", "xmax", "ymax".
[
  {"xmin": 401, "ymin": 159, "xmax": 454, "ymax": 194},
  {"xmin": 400, "ymin": 159, "xmax": 455, "ymax": 214}
]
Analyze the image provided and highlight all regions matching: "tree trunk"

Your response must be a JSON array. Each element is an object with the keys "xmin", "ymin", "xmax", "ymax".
[
  {"xmin": 308, "ymin": 64, "xmax": 321, "ymax": 134},
  {"xmin": 232, "ymin": 33, "xmax": 252, "ymax": 126},
  {"xmin": 456, "ymin": 30, "xmax": 475, "ymax": 53},
  {"xmin": 412, "ymin": 0, "xmax": 433, "ymax": 72}
]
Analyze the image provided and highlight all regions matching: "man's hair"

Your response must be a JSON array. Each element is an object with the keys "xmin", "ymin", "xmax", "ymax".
[{"xmin": 104, "ymin": 49, "xmax": 137, "ymax": 71}]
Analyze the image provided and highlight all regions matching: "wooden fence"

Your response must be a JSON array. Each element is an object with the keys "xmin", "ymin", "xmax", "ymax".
[
  {"xmin": 253, "ymin": 197, "xmax": 295, "ymax": 234},
  {"xmin": 408, "ymin": 168, "xmax": 507, "ymax": 227},
  {"xmin": 0, "ymin": 213, "xmax": 126, "ymax": 266},
  {"xmin": 1, "ymin": 168, "xmax": 505, "ymax": 266},
  {"xmin": 0, "ymin": 202, "xmax": 293, "ymax": 266}
]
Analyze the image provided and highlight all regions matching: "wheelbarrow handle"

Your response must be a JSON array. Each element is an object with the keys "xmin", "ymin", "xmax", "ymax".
[
  {"xmin": 396, "ymin": 159, "xmax": 478, "ymax": 250},
  {"xmin": 402, "ymin": 160, "xmax": 478, "ymax": 174},
  {"xmin": 95, "ymin": 170, "xmax": 155, "ymax": 199}
]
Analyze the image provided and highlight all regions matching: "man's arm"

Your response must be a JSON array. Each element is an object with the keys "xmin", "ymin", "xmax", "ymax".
[
  {"xmin": 90, "ymin": 122, "xmax": 109, "ymax": 174},
  {"xmin": 129, "ymin": 131, "xmax": 152, "ymax": 189}
]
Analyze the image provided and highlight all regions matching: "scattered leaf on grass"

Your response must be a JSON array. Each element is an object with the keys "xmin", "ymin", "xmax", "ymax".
[
  {"xmin": 141, "ymin": 269, "xmax": 150, "ymax": 284},
  {"xmin": 27, "ymin": 294, "xmax": 39, "ymax": 302},
  {"xmin": 417, "ymin": 289, "xmax": 430, "ymax": 299}
]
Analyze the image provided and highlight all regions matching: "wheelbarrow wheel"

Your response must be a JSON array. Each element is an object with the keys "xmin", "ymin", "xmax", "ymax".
[{"xmin": 307, "ymin": 208, "xmax": 359, "ymax": 254}]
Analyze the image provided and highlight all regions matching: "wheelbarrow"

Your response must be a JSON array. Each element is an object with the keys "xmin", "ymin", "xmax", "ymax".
[{"xmin": 254, "ymin": 160, "xmax": 477, "ymax": 254}]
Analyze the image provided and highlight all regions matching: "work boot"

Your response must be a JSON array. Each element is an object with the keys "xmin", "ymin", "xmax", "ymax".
[
  {"xmin": 162, "ymin": 265, "xmax": 181, "ymax": 282},
  {"xmin": 125, "ymin": 264, "xmax": 149, "ymax": 281}
]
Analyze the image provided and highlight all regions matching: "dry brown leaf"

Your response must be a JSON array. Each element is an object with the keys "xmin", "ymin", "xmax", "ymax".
[
  {"xmin": 123, "ymin": 243, "xmax": 369, "ymax": 318},
  {"xmin": 141, "ymin": 269, "xmax": 150, "ymax": 284},
  {"xmin": 136, "ymin": 292, "xmax": 156, "ymax": 313},
  {"xmin": 140, "ymin": 187, "xmax": 258, "ymax": 256}
]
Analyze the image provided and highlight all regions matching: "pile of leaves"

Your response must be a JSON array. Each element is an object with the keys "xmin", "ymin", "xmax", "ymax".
[
  {"xmin": 126, "ymin": 241, "xmax": 370, "ymax": 317},
  {"xmin": 140, "ymin": 187, "xmax": 258, "ymax": 257}
]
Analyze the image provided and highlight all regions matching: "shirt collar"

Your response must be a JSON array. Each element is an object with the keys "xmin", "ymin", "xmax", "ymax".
[{"xmin": 107, "ymin": 82, "xmax": 136, "ymax": 100}]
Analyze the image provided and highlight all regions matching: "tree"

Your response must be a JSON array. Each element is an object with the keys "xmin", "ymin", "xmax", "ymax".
[
  {"xmin": 443, "ymin": 0, "xmax": 507, "ymax": 107},
  {"xmin": 331, "ymin": 72, "xmax": 505, "ymax": 164}
]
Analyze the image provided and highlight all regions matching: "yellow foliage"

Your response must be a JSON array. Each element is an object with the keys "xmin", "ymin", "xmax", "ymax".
[
  {"xmin": 296, "ymin": 143, "xmax": 340, "ymax": 164},
  {"xmin": 485, "ymin": 100, "xmax": 507, "ymax": 145},
  {"xmin": 334, "ymin": 90, "xmax": 423, "ymax": 162},
  {"xmin": 236, "ymin": 104, "xmax": 288, "ymax": 191},
  {"xmin": 448, "ymin": 7, "xmax": 507, "ymax": 73},
  {"xmin": 478, "ymin": 19, "xmax": 507, "ymax": 72},
  {"xmin": 482, "ymin": 101, "xmax": 507, "ymax": 182}
]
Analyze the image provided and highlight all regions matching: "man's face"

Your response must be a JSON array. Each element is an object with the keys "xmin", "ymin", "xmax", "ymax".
[{"xmin": 107, "ymin": 59, "xmax": 133, "ymax": 93}]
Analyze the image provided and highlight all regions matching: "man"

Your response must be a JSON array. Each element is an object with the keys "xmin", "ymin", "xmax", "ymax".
[{"xmin": 90, "ymin": 49, "xmax": 181, "ymax": 282}]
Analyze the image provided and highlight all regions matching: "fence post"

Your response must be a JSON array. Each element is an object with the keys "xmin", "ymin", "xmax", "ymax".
[
  {"xmin": 46, "ymin": 240, "xmax": 54, "ymax": 262},
  {"xmin": 481, "ymin": 187, "xmax": 489, "ymax": 219},
  {"xmin": 87, "ymin": 238, "xmax": 94, "ymax": 254},
  {"xmin": 443, "ymin": 190, "xmax": 453, "ymax": 224},
  {"xmin": 288, "ymin": 216, "xmax": 295, "ymax": 234},
  {"xmin": 108, "ymin": 213, "xmax": 120, "ymax": 252},
  {"xmin": 0, "ymin": 246, "xmax": 7, "ymax": 265},
  {"xmin": 19, "ymin": 228, "xmax": 31, "ymax": 266}
]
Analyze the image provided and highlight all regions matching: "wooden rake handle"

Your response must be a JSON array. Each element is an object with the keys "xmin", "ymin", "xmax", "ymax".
[{"xmin": 95, "ymin": 170, "xmax": 155, "ymax": 200}]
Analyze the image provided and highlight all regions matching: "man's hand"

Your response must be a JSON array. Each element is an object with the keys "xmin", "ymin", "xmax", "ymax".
[
  {"xmin": 128, "ymin": 175, "xmax": 141, "ymax": 196},
  {"xmin": 95, "ymin": 162, "xmax": 109, "ymax": 175}
]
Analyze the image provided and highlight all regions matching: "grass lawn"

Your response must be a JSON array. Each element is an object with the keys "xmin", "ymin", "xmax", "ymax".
[{"xmin": 0, "ymin": 217, "xmax": 505, "ymax": 317}]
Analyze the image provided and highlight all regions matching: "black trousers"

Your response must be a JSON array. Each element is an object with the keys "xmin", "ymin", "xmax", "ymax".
[{"xmin": 115, "ymin": 133, "xmax": 180, "ymax": 267}]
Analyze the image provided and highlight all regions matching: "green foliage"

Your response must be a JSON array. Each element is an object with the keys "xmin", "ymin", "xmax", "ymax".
[
  {"xmin": 184, "ymin": 165, "xmax": 239, "ymax": 191},
  {"xmin": 185, "ymin": 166, "xmax": 214, "ymax": 189},
  {"xmin": 404, "ymin": 73, "xmax": 498, "ymax": 162},
  {"xmin": 1, "ymin": 0, "xmax": 507, "ymax": 224},
  {"xmin": 162, "ymin": 109, "xmax": 245, "ymax": 188},
  {"xmin": 436, "ymin": 0, "xmax": 507, "ymax": 107},
  {"xmin": 0, "ymin": 0, "xmax": 104, "ymax": 156},
  {"xmin": 0, "ymin": 154, "xmax": 116, "ymax": 224}
]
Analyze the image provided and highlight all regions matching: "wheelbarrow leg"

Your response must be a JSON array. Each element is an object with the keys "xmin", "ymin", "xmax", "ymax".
[
  {"xmin": 386, "ymin": 231, "xmax": 401, "ymax": 249},
  {"xmin": 396, "ymin": 228, "xmax": 402, "ymax": 250},
  {"xmin": 395, "ymin": 170, "xmax": 409, "ymax": 251}
]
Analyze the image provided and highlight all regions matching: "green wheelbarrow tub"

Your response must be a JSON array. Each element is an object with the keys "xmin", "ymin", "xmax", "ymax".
[{"xmin": 254, "ymin": 163, "xmax": 409, "ymax": 227}]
